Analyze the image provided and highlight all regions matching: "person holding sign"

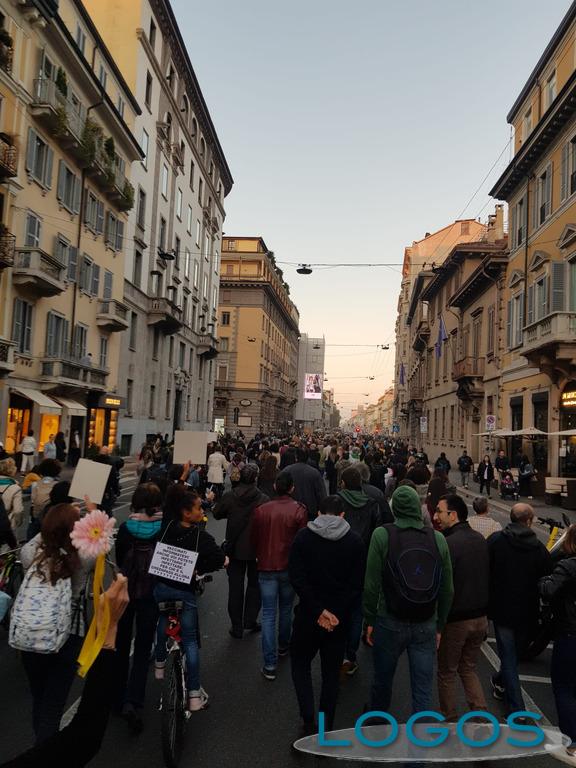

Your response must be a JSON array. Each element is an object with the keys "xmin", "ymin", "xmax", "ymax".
[{"xmin": 153, "ymin": 491, "xmax": 225, "ymax": 712}]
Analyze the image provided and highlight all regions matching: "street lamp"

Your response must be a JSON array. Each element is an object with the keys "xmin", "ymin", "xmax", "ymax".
[{"xmin": 297, "ymin": 264, "xmax": 313, "ymax": 275}]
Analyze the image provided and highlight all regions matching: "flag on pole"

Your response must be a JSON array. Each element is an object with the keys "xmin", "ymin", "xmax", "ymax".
[
  {"xmin": 435, "ymin": 315, "xmax": 448, "ymax": 358},
  {"xmin": 399, "ymin": 362, "xmax": 405, "ymax": 386}
]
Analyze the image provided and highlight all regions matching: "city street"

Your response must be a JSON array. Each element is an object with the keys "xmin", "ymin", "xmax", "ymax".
[{"xmin": 0, "ymin": 467, "xmax": 565, "ymax": 768}]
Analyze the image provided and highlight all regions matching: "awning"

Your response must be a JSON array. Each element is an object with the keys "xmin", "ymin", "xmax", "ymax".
[
  {"xmin": 549, "ymin": 429, "xmax": 576, "ymax": 436},
  {"xmin": 473, "ymin": 429, "xmax": 516, "ymax": 437},
  {"xmin": 53, "ymin": 397, "xmax": 87, "ymax": 417},
  {"xmin": 12, "ymin": 388, "xmax": 62, "ymax": 414},
  {"xmin": 510, "ymin": 427, "xmax": 548, "ymax": 437}
]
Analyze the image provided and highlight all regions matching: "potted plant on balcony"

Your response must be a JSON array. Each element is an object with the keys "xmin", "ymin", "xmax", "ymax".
[
  {"xmin": 80, "ymin": 118, "xmax": 102, "ymax": 166},
  {"xmin": 55, "ymin": 66, "xmax": 68, "ymax": 99},
  {"xmin": 119, "ymin": 180, "xmax": 134, "ymax": 211},
  {"xmin": 104, "ymin": 136, "xmax": 115, "ymax": 161}
]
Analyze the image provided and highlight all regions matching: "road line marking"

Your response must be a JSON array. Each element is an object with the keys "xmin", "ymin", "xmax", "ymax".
[{"xmin": 481, "ymin": 641, "xmax": 550, "ymax": 725}]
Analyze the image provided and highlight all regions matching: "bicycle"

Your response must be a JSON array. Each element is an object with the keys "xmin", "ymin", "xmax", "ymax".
[
  {"xmin": 158, "ymin": 574, "xmax": 212, "ymax": 768},
  {"xmin": 0, "ymin": 548, "xmax": 23, "ymax": 630}
]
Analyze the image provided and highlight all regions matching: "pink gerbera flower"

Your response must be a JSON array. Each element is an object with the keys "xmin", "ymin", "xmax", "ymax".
[{"xmin": 70, "ymin": 510, "xmax": 116, "ymax": 558}]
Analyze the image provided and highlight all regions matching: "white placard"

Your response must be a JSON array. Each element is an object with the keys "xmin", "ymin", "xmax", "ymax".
[
  {"xmin": 173, "ymin": 431, "xmax": 210, "ymax": 464},
  {"xmin": 149, "ymin": 542, "xmax": 198, "ymax": 584},
  {"xmin": 69, "ymin": 458, "xmax": 113, "ymax": 505},
  {"xmin": 420, "ymin": 416, "xmax": 428, "ymax": 434},
  {"xmin": 486, "ymin": 415, "xmax": 496, "ymax": 432}
]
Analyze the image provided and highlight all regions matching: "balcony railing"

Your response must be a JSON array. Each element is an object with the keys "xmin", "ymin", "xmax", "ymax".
[
  {"xmin": 13, "ymin": 247, "xmax": 66, "ymax": 297},
  {"xmin": 0, "ymin": 137, "xmax": 17, "ymax": 177},
  {"xmin": 408, "ymin": 385, "xmax": 424, "ymax": 402},
  {"xmin": 523, "ymin": 312, "xmax": 576, "ymax": 358},
  {"xmin": 452, "ymin": 356, "xmax": 485, "ymax": 381},
  {"xmin": 96, "ymin": 299, "xmax": 129, "ymax": 332},
  {"xmin": 148, "ymin": 297, "xmax": 183, "ymax": 335},
  {"xmin": 0, "ymin": 231, "xmax": 15, "ymax": 268},
  {"xmin": 40, "ymin": 356, "xmax": 108, "ymax": 390},
  {"xmin": 0, "ymin": 42, "xmax": 13, "ymax": 75},
  {"xmin": 0, "ymin": 337, "xmax": 15, "ymax": 375}
]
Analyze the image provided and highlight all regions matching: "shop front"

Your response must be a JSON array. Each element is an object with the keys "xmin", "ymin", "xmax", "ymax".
[
  {"xmin": 560, "ymin": 382, "xmax": 576, "ymax": 477},
  {"xmin": 6, "ymin": 388, "xmax": 62, "ymax": 454},
  {"xmin": 87, "ymin": 393, "xmax": 124, "ymax": 451}
]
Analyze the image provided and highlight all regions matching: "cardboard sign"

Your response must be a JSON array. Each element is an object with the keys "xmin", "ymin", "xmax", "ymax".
[
  {"xmin": 173, "ymin": 431, "xmax": 210, "ymax": 464},
  {"xmin": 69, "ymin": 458, "xmax": 113, "ymax": 505},
  {"xmin": 148, "ymin": 542, "xmax": 198, "ymax": 584}
]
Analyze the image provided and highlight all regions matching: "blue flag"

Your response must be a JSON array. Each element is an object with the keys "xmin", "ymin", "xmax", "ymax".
[
  {"xmin": 399, "ymin": 362, "xmax": 405, "ymax": 386},
  {"xmin": 436, "ymin": 315, "xmax": 448, "ymax": 358}
]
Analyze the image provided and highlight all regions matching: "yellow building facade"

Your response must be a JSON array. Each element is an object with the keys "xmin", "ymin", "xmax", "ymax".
[
  {"xmin": 0, "ymin": 0, "xmax": 140, "ymax": 455},
  {"xmin": 215, "ymin": 237, "xmax": 299, "ymax": 437},
  {"xmin": 490, "ymin": 3, "xmax": 576, "ymax": 477}
]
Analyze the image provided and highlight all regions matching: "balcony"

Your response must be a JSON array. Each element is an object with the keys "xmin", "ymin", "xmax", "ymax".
[
  {"xmin": 147, "ymin": 297, "xmax": 183, "ymax": 335},
  {"xmin": 31, "ymin": 79, "xmax": 78, "ymax": 140},
  {"xmin": 407, "ymin": 385, "xmax": 424, "ymax": 410},
  {"xmin": 0, "ymin": 230, "xmax": 15, "ymax": 268},
  {"xmin": 96, "ymin": 300, "xmax": 129, "ymax": 333},
  {"xmin": 452, "ymin": 356, "xmax": 485, "ymax": 401},
  {"xmin": 0, "ymin": 40, "xmax": 13, "ymax": 75},
  {"xmin": 0, "ymin": 338, "xmax": 15, "ymax": 376},
  {"xmin": 522, "ymin": 313, "xmax": 576, "ymax": 371},
  {"xmin": 40, "ymin": 357, "xmax": 108, "ymax": 391},
  {"xmin": 90, "ymin": 145, "xmax": 134, "ymax": 211},
  {"xmin": 12, "ymin": 247, "xmax": 66, "ymax": 297},
  {"xmin": 0, "ymin": 136, "xmax": 17, "ymax": 179},
  {"xmin": 196, "ymin": 333, "xmax": 219, "ymax": 359}
]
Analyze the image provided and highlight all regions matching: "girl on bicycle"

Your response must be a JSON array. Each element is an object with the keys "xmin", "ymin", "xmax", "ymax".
[{"xmin": 154, "ymin": 490, "xmax": 225, "ymax": 711}]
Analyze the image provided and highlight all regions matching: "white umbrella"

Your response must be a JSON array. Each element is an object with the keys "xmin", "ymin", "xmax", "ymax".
[
  {"xmin": 510, "ymin": 427, "xmax": 548, "ymax": 437},
  {"xmin": 548, "ymin": 429, "xmax": 576, "ymax": 436}
]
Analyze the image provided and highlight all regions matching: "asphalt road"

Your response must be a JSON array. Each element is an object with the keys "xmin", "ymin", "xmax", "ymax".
[{"xmin": 0, "ymin": 469, "xmax": 564, "ymax": 768}]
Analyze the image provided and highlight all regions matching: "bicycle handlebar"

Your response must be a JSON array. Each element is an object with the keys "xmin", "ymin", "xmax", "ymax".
[{"xmin": 538, "ymin": 516, "xmax": 565, "ymax": 530}]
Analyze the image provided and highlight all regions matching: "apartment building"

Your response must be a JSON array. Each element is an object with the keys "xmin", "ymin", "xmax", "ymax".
[
  {"xmin": 488, "ymin": 2, "xmax": 576, "ymax": 476},
  {"xmin": 0, "ymin": 0, "xmax": 140, "ymax": 454},
  {"xmin": 84, "ymin": 0, "xmax": 233, "ymax": 454},
  {"xmin": 295, "ymin": 334, "xmax": 325, "ymax": 430},
  {"xmin": 214, "ymin": 237, "xmax": 299, "ymax": 438}
]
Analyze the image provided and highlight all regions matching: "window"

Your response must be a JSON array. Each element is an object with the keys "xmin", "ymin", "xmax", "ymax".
[
  {"xmin": 449, "ymin": 405, "xmax": 455, "ymax": 440},
  {"xmin": 129, "ymin": 312, "xmax": 137, "ymax": 350},
  {"xmin": 145, "ymin": 72, "xmax": 152, "ymax": 108},
  {"xmin": 152, "ymin": 327, "xmax": 160, "ymax": 360},
  {"xmin": 203, "ymin": 273, "xmax": 208, "ymax": 301},
  {"xmin": 179, "ymin": 342, "xmax": 185, "ymax": 369},
  {"xmin": 441, "ymin": 406, "xmax": 446, "ymax": 439},
  {"xmin": 72, "ymin": 324, "xmax": 88, "ymax": 360},
  {"xmin": 137, "ymin": 187, "xmax": 146, "ymax": 229},
  {"xmin": 510, "ymin": 195, "xmax": 526, "ymax": 249},
  {"xmin": 536, "ymin": 164, "xmax": 552, "ymax": 226},
  {"xmin": 186, "ymin": 395, "xmax": 191, "ymax": 421},
  {"xmin": 522, "ymin": 107, "xmax": 532, "ymax": 141},
  {"xmin": 167, "ymin": 65, "xmax": 175, "ymax": 93},
  {"xmin": 133, "ymin": 250, "xmax": 142, "ymax": 288},
  {"xmin": 98, "ymin": 64, "xmax": 107, "ymax": 89},
  {"xmin": 219, "ymin": 336, "xmax": 229, "ymax": 352},
  {"xmin": 182, "ymin": 296, "xmax": 188, "ymax": 325},
  {"xmin": 25, "ymin": 128, "xmax": 53, "ymax": 188},
  {"xmin": 212, "ymin": 286, "xmax": 217, "ymax": 311},
  {"xmin": 117, "ymin": 96, "xmax": 125, "ymax": 119},
  {"xmin": 196, "ymin": 398, "xmax": 201, "ymax": 421},
  {"xmin": 25, "ymin": 212, "xmax": 41, "ymax": 247},
  {"xmin": 545, "ymin": 70, "xmax": 557, "ymax": 109},
  {"xmin": 214, "ymin": 249, "xmax": 220, "ymax": 275},
  {"xmin": 140, "ymin": 129, "xmax": 149, "ymax": 168},
  {"xmin": 158, "ymin": 216, "xmax": 166, "ymax": 251},
  {"xmin": 184, "ymin": 248, "xmax": 191, "ymax": 278},
  {"xmin": 161, "ymin": 164, "xmax": 168, "ymax": 199},
  {"xmin": 105, "ymin": 213, "xmax": 124, "ymax": 251},
  {"xmin": 506, "ymin": 291, "xmax": 525, "ymax": 348},
  {"xmin": 12, "ymin": 298, "xmax": 33, "ymax": 353},
  {"xmin": 487, "ymin": 305, "xmax": 495, "ymax": 356},
  {"xmin": 174, "ymin": 236, "xmax": 180, "ymax": 270},
  {"xmin": 149, "ymin": 385, "xmax": 156, "ymax": 417},
  {"xmin": 195, "ymin": 219, "xmax": 201, "ymax": 247},
  {"xmin": 75, "ymin": 24, "xmax": 86, "ymax": 55},
  {"xmin": 149, "ymin": 17, "xmax": 156, "ymax": 49},
  {"xmin": 176, "ymin": 188, "xmax": 182, "ymax": 219},
  {"xmin": 189, "ymin": 160, "xmax": 195, "ymax": 190},
  {"xmin": 186, "ymin": 205, "xmax": 193, "ymax": 235},
  {"xmin": 200, "ymin": 138, "xmax": 205, "ymax": 158},
  {"xmin": 103, "ymin": 270, "xmax": 113, "ymax": 300},
  {"xmin": 165, "ymin": 389, "xmax": 171, "ymax": 419},
  {"xmin": 168, "ymin": 336, "xmax": 174, "ymax": 367},
  {"xmin": 99, "ymin": 336, "xmax": 108, "ymax": 369},
  {"xmin": 198, "ymin": 178, "xmax": 203, "ymax": 206},
  {"xmin": 126, "ymin": 379, "xmax": 133, "ymax": 415},
  {"xmin": 191, "ymin": 304, "xmax": 197, "ymax": 332},
  {"xmin": 193, "ymin": 260, "xmax": 199, "ymax": 288},
  {"xmin": 45, "ymin": 312, "xmax": 68, "ymax": 357},
  {"xmin": 56, "ymin": 161, "xmax": 81, "ymax": 213},
  {"xmin": 67, "ymin": 244, "xmax": 78, "ymax": 282},
  {"xmin": 204, "ymin": 232, "xmax": 211, "ymax": 260},
  {"xmin": 84, "ymin": 192, "xmax": 104, "ymax": 234},
  {"xmin": 78, "ymin": 255, "xmax": 100, "ymax": 296}
]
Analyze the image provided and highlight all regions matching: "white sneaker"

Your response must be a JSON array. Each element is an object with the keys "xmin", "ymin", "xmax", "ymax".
[
  {"xmin": 189, "ymin": 687, "xmax": 209, "ymax": 711},
  {"xmin": 154, "ymin": 661, "xmax": 165, "ymax": 680}
]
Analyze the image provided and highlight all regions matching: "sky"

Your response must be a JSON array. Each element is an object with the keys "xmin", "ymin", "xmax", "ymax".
[{"xmin": 172, "ymin": 0, "xmax": 570, "ymax": 418}]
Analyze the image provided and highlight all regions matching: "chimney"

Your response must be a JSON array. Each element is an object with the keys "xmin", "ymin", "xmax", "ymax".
[{"xmin": 494, "ymin": 204, "xmax": 504, "ymax": 242}]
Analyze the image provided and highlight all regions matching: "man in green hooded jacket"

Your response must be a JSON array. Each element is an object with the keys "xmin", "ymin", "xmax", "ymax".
[{"xmin": 363, "ymin": 485, "xmax": 454, "ymax": 713}]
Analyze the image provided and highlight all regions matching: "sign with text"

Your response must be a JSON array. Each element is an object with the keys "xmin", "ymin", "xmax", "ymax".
[
  {"xmin": 149, "ymin": 543, "xmax": 198, "ymax": 585},
  {"xmin": 486, "ymin": 414, "xmax": 497, "ymax": 432},
  {"xmin": 69, "ymin": 459, "xmax": 112, "ymax": 505},
  {"xmin": 420, "ymin": 416, "xmax": 428, "ymax": 434},
  {"xmin": 304, "ymin": 372, "xmax": 323, "ymax": 400}
]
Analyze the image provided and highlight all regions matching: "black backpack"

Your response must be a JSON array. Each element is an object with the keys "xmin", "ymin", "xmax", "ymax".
[
  {"xmin": 122, "ymin": 538, "xmax": 157, "ymax": 600},
  {"xmin": 382, "ymin": 524, "xmax": 442, "ymax": 622}
]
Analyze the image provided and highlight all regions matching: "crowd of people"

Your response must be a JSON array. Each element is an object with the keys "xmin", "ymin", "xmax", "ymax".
[{"xmin": 1, "ymin": 430, "xmax": 575, "ymax": 767}]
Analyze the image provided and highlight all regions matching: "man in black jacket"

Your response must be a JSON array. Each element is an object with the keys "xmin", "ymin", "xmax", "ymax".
[
  {"xmin": 357, "ymin": 462, "xmax": 393, "ymax": 525},
  {"xmin": 487, "ymin": 503, "xmax": 551, "ymax": 714},
  {"xmin": 214, "ymin": 465, "xmax": 269, "ymax": 638},
  {"xmin": 289, "ymin": 495, "xmax": 364, "ymax": 734},
  {"xmin": 283, "ymin": 448, "xmax": 326, "ymax": 519},
  {"xmin": 434, "ymin": 494, "xmax": 489, "ymax": 720}
]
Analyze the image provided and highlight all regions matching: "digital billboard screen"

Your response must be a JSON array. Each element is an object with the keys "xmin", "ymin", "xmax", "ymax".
[{"xmin": 304, "ymin": 372, "xmax": 323, "ymax": 400}]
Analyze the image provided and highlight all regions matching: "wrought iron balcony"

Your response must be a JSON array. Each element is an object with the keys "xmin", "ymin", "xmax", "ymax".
[
  {"xmin": 0, "ymin": 338, "xmax": 15, "ymax": 376},
  {"xmin": 96, "ymin": 299, "xmax": 129, "ymax": 333},
  {"xmin": 147, "ymin": 297, "xmax": 183, "ymax": 335},
  {"xmin": 0, "ymin": 41, "xmax": 13, "ymax": 75},
  {"xmin": 12, "ymin": 247, "xmax": 66, "ymax": 297},
  {"xmin": 0, "ymin": 231, "xmax": 15, "ymax": 268},
  {"xmin": 0, "ymin": 137, "xmax": 17, "ymax": 178}
]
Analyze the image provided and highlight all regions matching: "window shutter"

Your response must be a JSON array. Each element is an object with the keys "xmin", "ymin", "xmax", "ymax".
[
  {"xmin": 531, "ymin": 181, "xmax": 539, "ymax": 230},
  {"xmin": 506, "ymin": 299, "xmax": 512, "ymax": 348},
  {"xmin": 517, "ymin": 291, "xmax": 525, "ymax": 346},
  {"xmin": 56, "ymin": 160, "xmax": 65, "ymax": 201},
  {"xmin": 25, "ymin": 128, "xmax": 36, "ymax": 173},
  {"xmin": 96, "ymin": 201, "xmax": 104, "ymax": 234},
  {"xmin": 12, "ymin": 298, "xmax": 23, "ymax": 345},
  {"xmin": 68, "ymin": 246, "xmax": 78, "ymax": 282},
  {"xmin": 510, "ymin": 205, "xmax": 516, "ymax": 249},
  {"xmin": 105, "ymin": 213, "xmax": 112, "ymax": 245},
  {"xmin": 84, "ymin": 193, "xmax": 91, "ymax": 226},
  {"xmin": 527, "ymin": 284, "xmax": 534, "ymax": 325},
  {"xmin": 44, "ymin": 145, "xmax": 54, "ymax": 189},
  {"xmin": 115, "ymin": 220, "xmax": 124, "ymax": 251},
  {"xmin": 561, "ymin": 142, "xmax": 569, "ymax": 202},
  {"xmin": 542, "ymin": 274, "xmax": 549, "ymax": 316},
  {"xmin": 45, "ymin": 312, "xmax": 55, "ymax": 356},
  {"xmin": 24, "ymin": 304, "xmax": 33, "ymax": 353},
  {"xmin": 72, "ymin": 176, "xmax": 81, "ymax": 214},
  {"xmin": 63, "ymin": 319, "xmax": 70, "ymax": 358},
  {"xmin": 545, "ymin": 162, "xmax": 553, "ymax": 219},
  {"xmin": 91, "ymin": 264, "xmax": 100, "ymax": 297},
  {"xmin": 103, "ymin": 270, "xmax": 113, "ymax": 299},
  {"xmin": 551, "ymin": 261, "xmax": 566, "ymax": 312}
]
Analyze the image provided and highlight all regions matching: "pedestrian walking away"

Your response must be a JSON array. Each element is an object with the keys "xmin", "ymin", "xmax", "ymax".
[{"xmin": 468, "ymin": 496, "xmax": 502, "ymax": 539}]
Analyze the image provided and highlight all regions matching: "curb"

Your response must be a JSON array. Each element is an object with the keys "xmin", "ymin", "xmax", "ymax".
[{"xmin": 454, "ymin": 484, "xmax": 516, "ymax": 515}]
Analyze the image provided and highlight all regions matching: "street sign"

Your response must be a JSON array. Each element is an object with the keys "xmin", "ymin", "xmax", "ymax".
[
  {"xmin": 392, "ymin": 424, "xmax": 400, "ymax": 434},
  {"xmin": 355, "ymin": 427, "xmax": 361, "ymax": 433},
  {"xmin": 420, "ymin": 416, "xmax": 428, "ymax": 434},
  {"xmin": 486, "ymin": 415, "xmax": 496, "ymax": 432}
]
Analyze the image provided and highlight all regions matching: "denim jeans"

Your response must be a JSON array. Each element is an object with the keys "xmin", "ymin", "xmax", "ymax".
[
  {"xmin": 154, "ymin": 583, "xmax": 200, "ymax": 692},
  {"xmin": 460, "ymin": 472, "xmax": 470, "ymax": 487},
  {"xmin": 345, "ymin": 596, "xmax": 363, "ymax": 663},
  {"xmin": 551, "ymin": 634, "xmax": 576, "ymax": 745},
  {"xmin": 258, "ymin": 570, "xmax": 295, "ymax": 669},
  {"xmin": 493, "ymin": 623, "xmax": 525, "ymax": 714},
  {"xmin": 371, "ymin": 614, "xmax": 436, "ymax": 713}
]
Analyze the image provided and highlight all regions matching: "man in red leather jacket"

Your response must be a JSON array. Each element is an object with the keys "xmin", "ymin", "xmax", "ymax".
[{"xmin": 251, "ymin": 471, "xmax": 307, "ymax": 680}]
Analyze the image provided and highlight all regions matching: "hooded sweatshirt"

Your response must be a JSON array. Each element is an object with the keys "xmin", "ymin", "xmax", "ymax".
[
  {"xmin": 289, "ymin": 515, "xmax": 365, "ymax": 622},
  {"xmin": 338, "ymin": 488, "xmax": 381, "ymax": 548},
  {"xmin": 488, "ymin": 522, "xmax": 551, "ymax": 627},
  {"xmin": 363, "ymin": 485, "xmax": 454, "ymax": 628},
  {"xmin": 213, "ymin": 483, "xmax": 269, "ymax": 559}
]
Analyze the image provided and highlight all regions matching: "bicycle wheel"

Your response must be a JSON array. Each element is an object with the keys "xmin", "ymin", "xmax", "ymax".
[{"xmin": 161, "ymin": 651, "xmax": 185, "ymax": 768}]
